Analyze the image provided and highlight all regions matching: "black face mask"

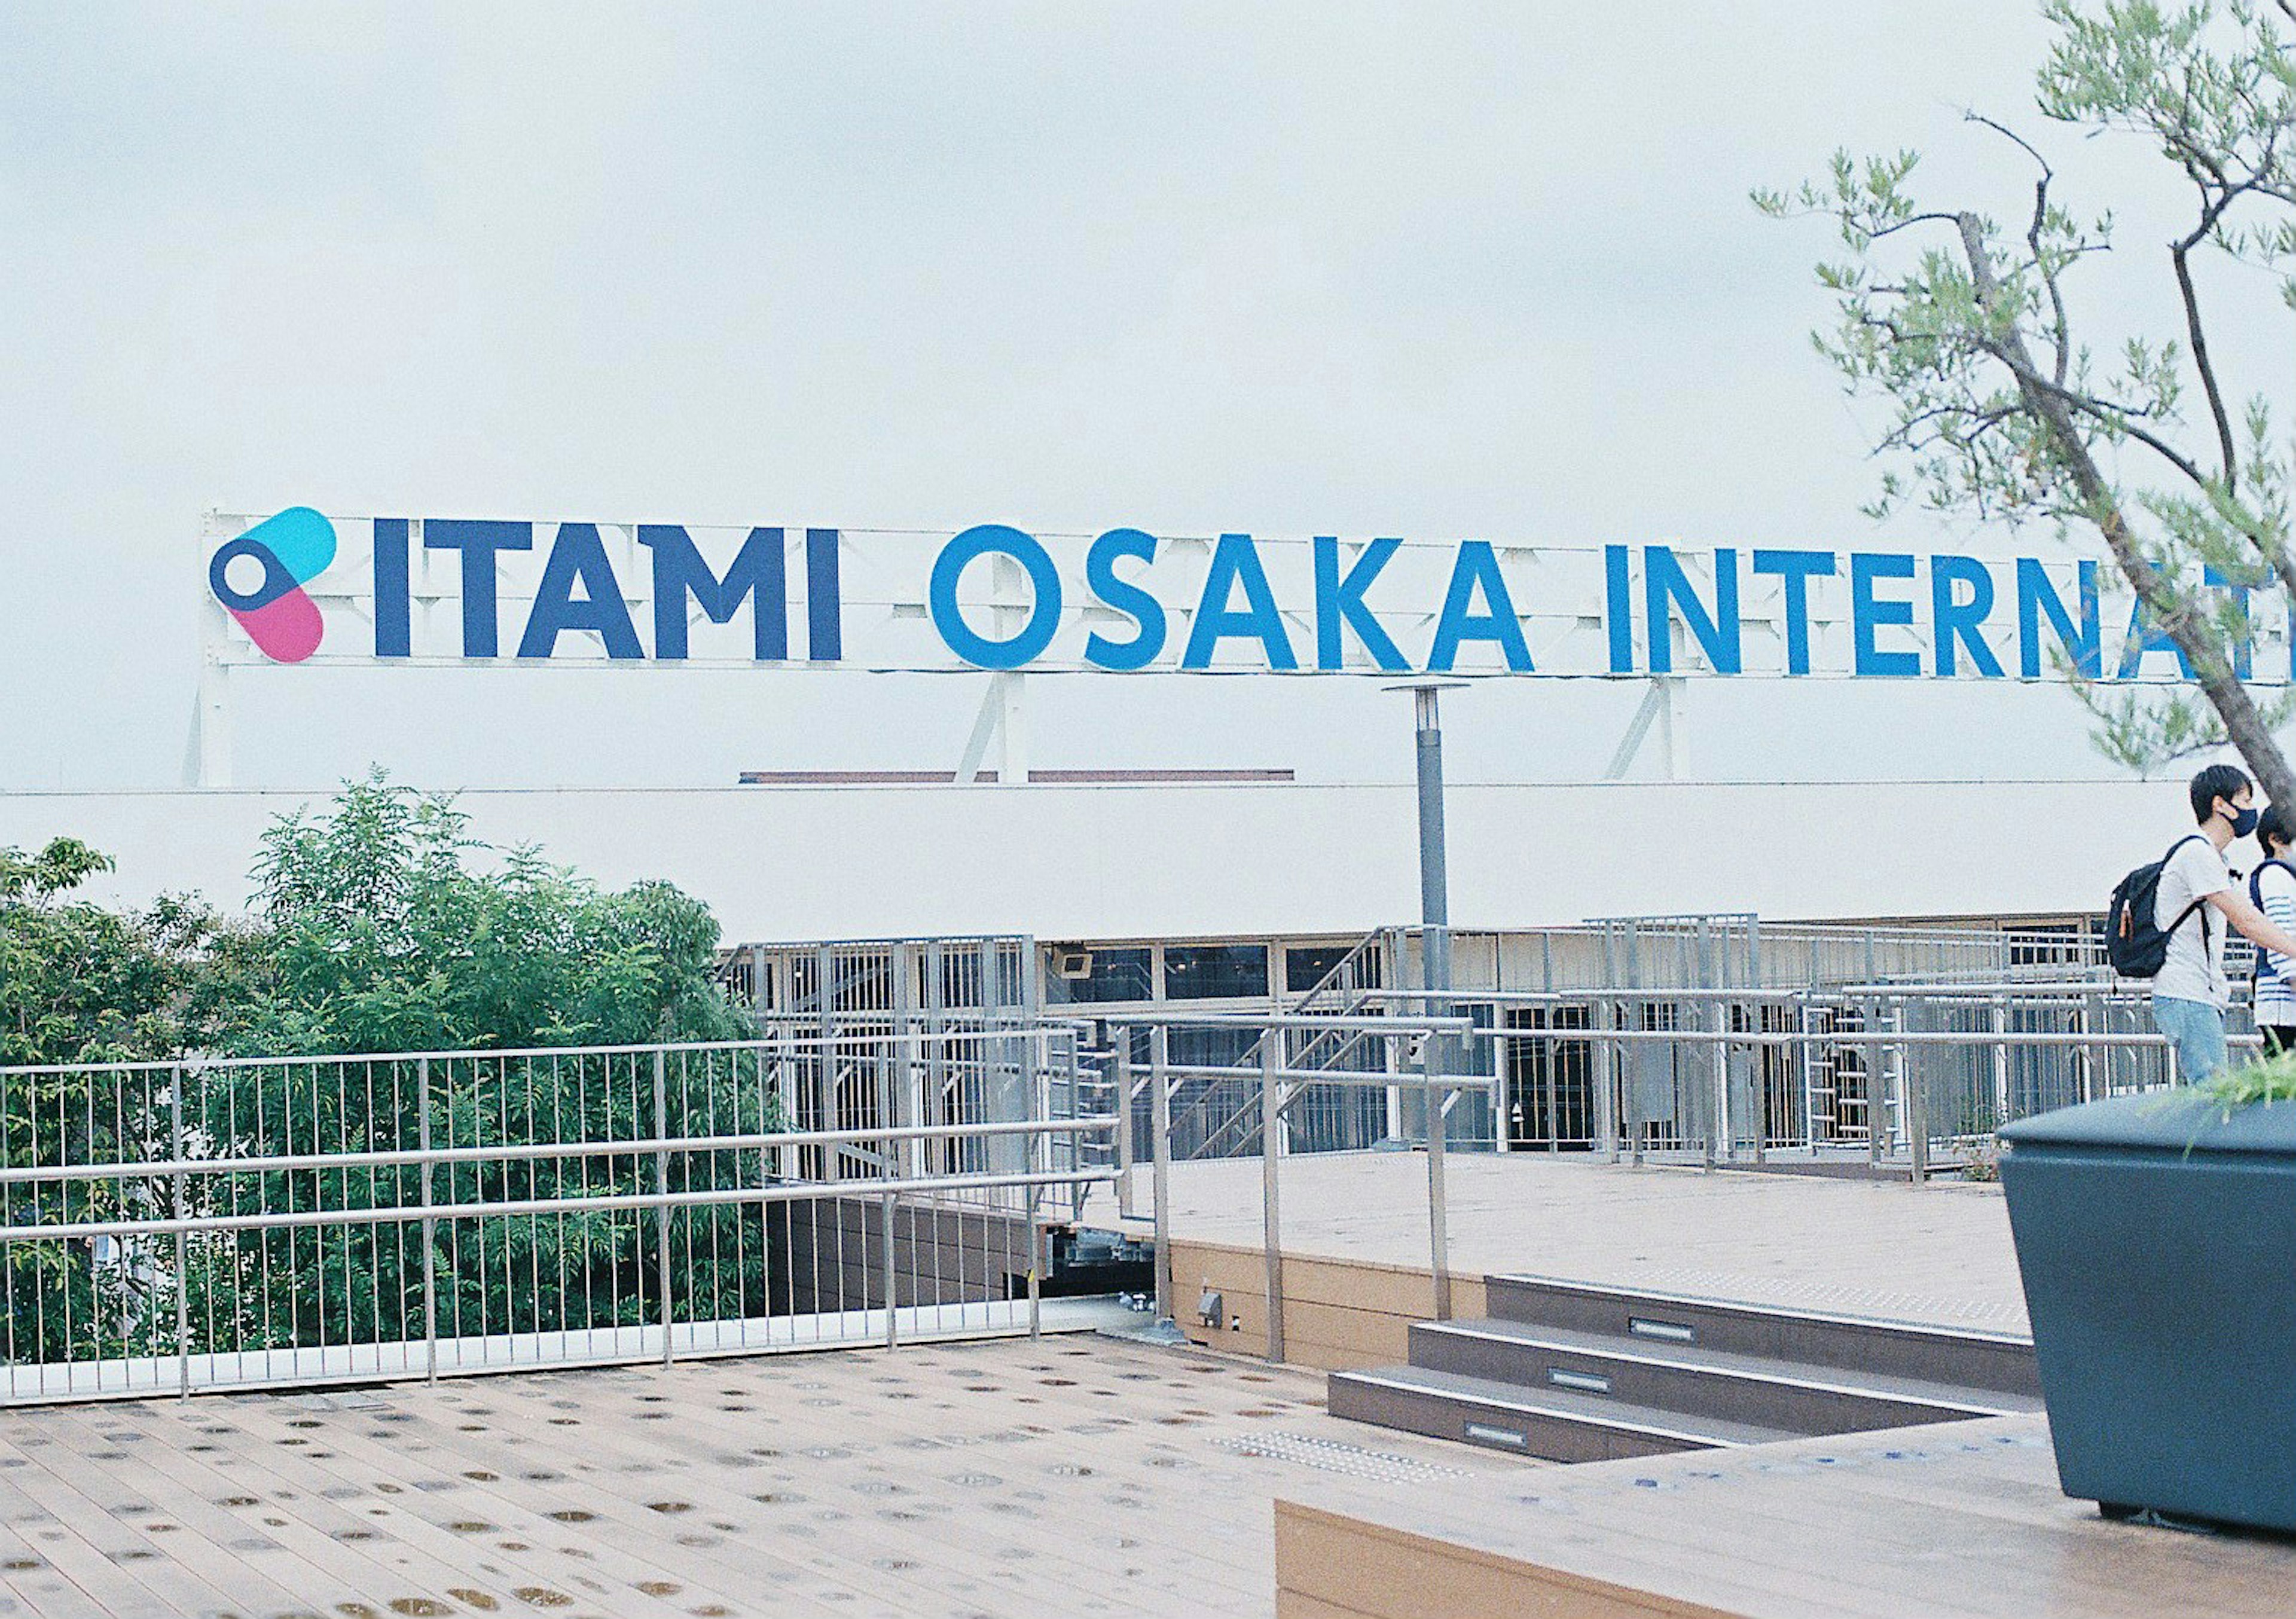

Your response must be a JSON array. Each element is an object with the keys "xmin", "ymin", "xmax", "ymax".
[{"xmin": 2227, "ymin": 803, "xmax": 2262, "ymax": 839}]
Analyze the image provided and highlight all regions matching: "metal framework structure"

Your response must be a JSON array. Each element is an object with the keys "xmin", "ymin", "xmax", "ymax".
[{"xmin": 1037, "ymin": 912, "xmax": 2168, "ymax": 1158}]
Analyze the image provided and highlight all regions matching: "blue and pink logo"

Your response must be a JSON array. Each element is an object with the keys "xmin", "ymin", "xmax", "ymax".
[{"xmin": 209, "ymin": 508, "xmax": 335, "ymax": 662}]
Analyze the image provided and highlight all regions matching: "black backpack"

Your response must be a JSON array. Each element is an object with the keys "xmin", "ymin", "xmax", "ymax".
[
  {"xmin": 2249, "ymin": 857, "xmax": 2296, "ymax": 911},
  {"xmin": 2249, "ymin": 858, "xmax": 2296, "ymax": 985},
  {"xmin": 2107, "ymin": 834, "xmax": 2212, "ymax": 978}
]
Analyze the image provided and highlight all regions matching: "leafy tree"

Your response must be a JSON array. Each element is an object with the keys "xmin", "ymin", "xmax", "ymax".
[
  {"xmin": 1, "ymin": 839, "xmax": 214, "ymax": 1363},
  {"xmin": 198, "ymin": 772, "xmax": 746, "ymax": 1056},
  {"xmin": 5, "ymin": 778, "xmax": 775, "ymax": 1368},
  {"xmin": 178, "ymin": 775, "xmax": 768, "ymax": 1358},
  {"xmin": 1758, "ymin": 0, "xmax": 2296, "ymax": 797},
  {"xmin": 0, "ymin": 838, "xmax": 206, "ymax": 1067}
]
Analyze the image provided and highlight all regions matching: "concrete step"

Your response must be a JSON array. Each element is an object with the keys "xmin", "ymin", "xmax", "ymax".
[
  {"xmin": 1408, "ymin": 1317, "xmax": 2038, "ymax": 1438},
  {"xmin": 1483, "ymin": 1275, "xmax": 2038, "ymax": 1398},
  {"xmin": 1327, "ymin": 1364, "xmax": 1800, "ymax": 1463}
]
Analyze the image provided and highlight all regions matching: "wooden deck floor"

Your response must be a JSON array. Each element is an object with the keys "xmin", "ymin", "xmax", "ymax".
[
  {"xmin": 0, "ymin": 1334, "xmax": 1536, "ymax": 1619},
  {"xmin": 1087, "ymin": 1151, "xmax": 2029, "ymax": 1334},
  {"xmin": 1276, "ymin": 1415, "xmax": 2296, "ymax": 1618}
]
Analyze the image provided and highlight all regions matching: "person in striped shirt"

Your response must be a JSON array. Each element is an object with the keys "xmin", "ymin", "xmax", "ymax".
[{"xmin": 2252, "ymin": 804, "xmax": 2296, "ymax": 1056}]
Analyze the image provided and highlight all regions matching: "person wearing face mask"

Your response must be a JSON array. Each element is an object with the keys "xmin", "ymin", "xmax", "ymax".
[
  {"xmin": 2250, "ymin": 804, "xmax": 2296, "ymax": 1056},
  {"xmin": 2149, "ymin": 763, "xmax": 2296, "ymax": 1082}
]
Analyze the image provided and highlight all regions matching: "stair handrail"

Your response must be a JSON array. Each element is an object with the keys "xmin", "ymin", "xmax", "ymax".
[{"xmin": 1179, "ymin": 927, "xmax": 1399, "ymax": 1160}]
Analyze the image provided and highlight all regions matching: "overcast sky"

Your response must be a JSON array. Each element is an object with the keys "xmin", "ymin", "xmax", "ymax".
[{"xmin": 3, "ymin": 2, "xmax": 2278, "ymax": 792}]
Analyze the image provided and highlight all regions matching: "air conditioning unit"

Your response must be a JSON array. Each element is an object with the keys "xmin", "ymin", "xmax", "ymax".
[{"xmin": 1054, "ymin": 951, "xmax": 1093, "ymax": 980}]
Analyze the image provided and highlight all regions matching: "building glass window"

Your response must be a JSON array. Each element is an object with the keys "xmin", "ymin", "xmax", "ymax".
[
  {"xmin": 1043, "ymin": 946, "xmax": 1153, "ymax": 1005},
  {"xmin": 1163, "ymin": 944, "xmax": 1269, "ymax": 1000},
  {"xmin": 1284, "ymin": 944, "xmax": 1380, "ymax": 995}
]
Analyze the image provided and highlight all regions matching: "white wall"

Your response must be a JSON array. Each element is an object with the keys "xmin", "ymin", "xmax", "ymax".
[{"xmin": 0, "ymin": 780, "xmax": 2178, "ymax": 942}]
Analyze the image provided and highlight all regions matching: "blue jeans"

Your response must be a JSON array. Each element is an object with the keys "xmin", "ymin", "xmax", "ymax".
[{"xmin": 2153, "ymin": 995, "xmax": 2228, "ymax": 1083}]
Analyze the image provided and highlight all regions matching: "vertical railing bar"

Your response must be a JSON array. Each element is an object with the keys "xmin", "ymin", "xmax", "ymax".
[
  {"xmin": 1595, "ymin": 996, "xmax": 1617, "ymax": 1162},
  {"xmin": 1991, "ymin": 993, "xmax": 2011, "ymax": 1143},
  {"xmin": 1259, "ymin": 1030, "xmax": 1285, "ymax": 1364},
  {"xmin": 1030, "ymin": 1043, "xmax": 1047, "ymax": 1340},
  {"xmin": 101, "ymin": 1061, "xmax": 112, "ymax": 1392},
  {"xmin": 551, "ymin": 1052, "xmax": 566, "ymax": 1359},
  {"xmin": 1866, "ymin": 999, "xmax": 1887, "ymax": 1171},
  {"xmin": 654, "ymin": 1047, "xmax": 672, "ymax": 1367},
  {"xmin": 1149, "ymin": 1025, "xmax": 1174, "ymax": 1328},
  {"xmin": 1800, "ymin": 993, "xmax": 1820, "ymax": 1158},
  {"xmin": 172, "ymin": 1064, "xmax": 189, "ymax": 1399},
  {"xmin": 285, "ymin": 1061, "xmax": 299, "ymax": 1387},
  {"xmin": 491, "ymin": 1053, "xmax": 506, "ymax": 1367},
  {"xmin": 47, "ymin": 1065, "xmax": 59, "ymax": 1396},
  {"xmin": 420, "ymin": 1056, "xmax": 436, "ymax": 1384},
  {"xmin": 882, "ymin": 1191, "xmax": 898, "ymax": 1350},
  {"xmin": 703, "ymin": 1047, "xmax": 718, "ymax": 1353},
  {"xmin": 1909, "ymin": 1015, "xmax": 1931, "ymax": 1187},
  {"xmin": 1425, "ymin": 1056, "xmax": 1452, "ymax": 1325},
  {"xmin": 1626, "ymin": 995, "xmax": 1646, "ymax": 1168},
  {"xmin": 257, "ymin": 1060, "xmax": 274, "ymax": 1393},
  {"xmin": 620, "ymin": 1050, "xmax": 635, "ymax": 1344},
  {"xmin": 219, "ymin": 1060, "xmax": 234, "ymax": 1388},
  {"xmin": 3, "ymin": 1062, "xmax": 12, "ymax": 1400},
  {"xmin": 677, "ymin": 1048, "xmax": 692, "ymax": 1351},
  {"xmin": 389, "ymin": 1058, "xmax": 406, "ymax": 1376},
  {"xmin": 1024, "ymin": 1200, "xmax": 1041, "ymax": 1340}
]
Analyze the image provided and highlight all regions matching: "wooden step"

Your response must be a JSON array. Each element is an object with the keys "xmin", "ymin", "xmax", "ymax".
[
  {"xmin": 1326, "ymin": 1364, "xmax": 1799, "ymax": 1464},
  {"xmin": 1483, "ymin": 1274, "xmax": 2038, "ymax": 1397},
  {"xmin": 1407, "ymin": 1316, "xmax": 2037, "ymax": 1437}
]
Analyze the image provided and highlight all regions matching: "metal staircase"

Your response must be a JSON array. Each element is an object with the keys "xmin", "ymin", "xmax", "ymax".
[{"xmin": 1178, "ymin": 927, "xmax": 1396, "ymax": 1162}]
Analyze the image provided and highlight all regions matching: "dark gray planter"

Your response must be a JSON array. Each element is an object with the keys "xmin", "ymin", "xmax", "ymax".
[{"xmin": 1998, "ymin": 1090, "xmax": 2296, "ymax": 1531}]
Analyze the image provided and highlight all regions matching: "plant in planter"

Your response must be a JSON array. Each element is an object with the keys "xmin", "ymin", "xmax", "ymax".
[{"xmin": 1997, "ymin": 1053, "xmax": 2296, "ymax": 1531}]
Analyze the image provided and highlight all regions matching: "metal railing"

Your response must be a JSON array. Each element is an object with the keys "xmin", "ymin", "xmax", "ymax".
[
  {"xmin": 6, "ymin": 984, "xmax": 2245, "ymax": 1398},
  {"xmin": 1094, "ymin": 1009, "xmax": 1494, "ymax": 1359},
  {"xmin": 0, "ymin": 1028, "xmax": 1114, "ymax": 1404},
  {"xmin": 1119, "ymin": 928, "xmax": 1402, "ymax": 1168},
  {"xmin": 1355, "ymin": 981, "xmax": 2236, "ymax": 1174},
  {"xmin": 1078, "ymin": 989, "xmax": 2242, "ymax": 1371}
]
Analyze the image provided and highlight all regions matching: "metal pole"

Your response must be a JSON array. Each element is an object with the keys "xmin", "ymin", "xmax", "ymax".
[
  {"xmin": 1412, "ymin": 686, "xmax": 1453, "ymax": 1021},
  {"xmin": 890, "ymin": 945, "xmax": 917, "ymax": 1178},
  {"xmin": 1750, "ymin": 998, "xmax": 1768, "ymax": 1168},
  {"xmin": 1260, "ymin": 1031, "xmax": 1286, "ymax": 1364},
  {"xmin": 1596, "ymin": 995, "xmax": 1619, "ymax": 1162},
  {"xmin": 1991, "ymin": 994, "xmax": 2011, "ymax": 1134},
  {"xmin": 1705, "ymin": 997, "xmax": 1724, "ymax": 1172},
  {"xmin": 1799, "ymin": 994, "xmax": 1819, "ymax": 1159},
  {"xmin": 2078, "ymin": 992, "xmax": 2099, "ymax": 1105},
  {"xmin": 1866, "ymin": 1001, "xmax": 1887, "ymax": 1172},
  {"xmin": 882, "ymin": 1192, "xmax": 899, "ymax": 1349},
  {"xmin": 1424, "ymin": 1053, "xmax": 1452, "ymax": 1323},
  {"xmin": 1027, "ymin": 1211, "xmax": 1043, "ymax": 1341},
  {"xmin": 1697, "ymin": 920, "xmax": 1718, "ymax": 1172},
  {"xmin": 1627, "ymin": 996, "xmax": 1645, "ymax": 1168},
  {"xmin": 1028, "ymin": 1062, "xmax": 1046, "ymax": 1336},
  {"xmin": 1113, "ymin": 1035, "xmax": 1135, "ymax": 1220},
  {"xmin": 1909, "ymin": 1055, "xmax": 1931, "ymax": 1186},
  {"xmin": 1149, "ymin": 1025, "xmax": 1174, "ymax": 1328}
]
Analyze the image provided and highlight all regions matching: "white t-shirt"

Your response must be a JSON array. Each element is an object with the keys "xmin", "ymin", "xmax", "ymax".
[
  {"xmin": 2152, "ymin": 835, "xmax": 2231, "ymax": 1008},
  {"xmin": 2254, "ymin": 860, "xmax": 2296, "ymax": 1025}
]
